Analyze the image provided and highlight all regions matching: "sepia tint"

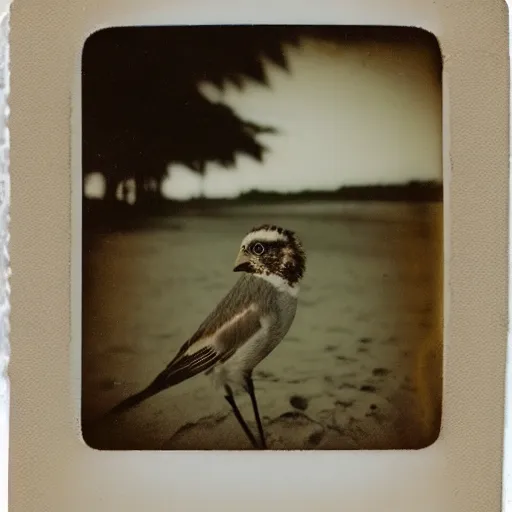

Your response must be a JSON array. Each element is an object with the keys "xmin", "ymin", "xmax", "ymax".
[{"xmin": 81, "ymin": 25, "xmax": 443, "ymax": 450}]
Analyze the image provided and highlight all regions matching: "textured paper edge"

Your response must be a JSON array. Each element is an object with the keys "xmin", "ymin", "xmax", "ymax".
[
  {"xmin": 0, "ymin": 6, "xmax": 9, "ymax": 512},
  {"xmin": 501, "ymin": 4, "xmax": 512, "ymax": 510}
]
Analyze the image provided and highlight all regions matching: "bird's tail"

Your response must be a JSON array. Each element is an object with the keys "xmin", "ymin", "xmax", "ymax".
[
  {"xmin": 104, "ymin": 381, "xmax": 165, "ymax": 418},
  {"xmin": 101, "ymin": 346, "xmax": 214, "ymax": 420},
  {"xmin": 102, "ymin": 358, "xmax": 197, "ymax": 419}
]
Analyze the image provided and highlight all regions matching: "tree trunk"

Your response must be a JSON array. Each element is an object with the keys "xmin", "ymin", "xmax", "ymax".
[
  {"xmin": 122, "ymin": 180, "xmax": 130, "ymax": 203},
  {"xmin": 103, "ymin": 174, "xmax": 119, "ymax": 204}
]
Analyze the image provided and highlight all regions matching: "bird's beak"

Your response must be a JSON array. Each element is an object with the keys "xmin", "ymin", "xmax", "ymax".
[{"xmin": 233, "ymin": 249, "xmax": 251, "ymax": 272}]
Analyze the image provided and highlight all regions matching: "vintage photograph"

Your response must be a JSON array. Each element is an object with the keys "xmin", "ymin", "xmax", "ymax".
[{"xmin": 81, "ymin": 25, "xmax": 443, "ymax": 450}]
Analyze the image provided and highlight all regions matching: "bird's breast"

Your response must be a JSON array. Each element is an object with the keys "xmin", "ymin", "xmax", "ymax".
[{"xmin": 211, "ymin": 296, "xmax": 298, "ymax": 390}]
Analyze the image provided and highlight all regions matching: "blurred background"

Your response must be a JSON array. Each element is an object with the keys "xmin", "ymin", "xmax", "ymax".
[{"xmin": 81, "ymin": 25, "xmax": 443, "ymax": 450}]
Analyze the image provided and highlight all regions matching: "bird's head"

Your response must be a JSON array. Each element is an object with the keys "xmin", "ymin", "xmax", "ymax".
[{"xmin": 233, "ymin": 224, "xmax": 306, "ymax": 286}]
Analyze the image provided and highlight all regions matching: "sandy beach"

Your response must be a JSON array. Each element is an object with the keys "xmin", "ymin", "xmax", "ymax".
[{"xmin": 81, "ymin": 201, "xmax": 443, "ymax": 450}]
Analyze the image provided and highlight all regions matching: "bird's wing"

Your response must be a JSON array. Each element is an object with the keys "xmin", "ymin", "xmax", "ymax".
[
  {"xmin": 105, "ymin": 278, "xmax": 269, "ymax": 417},
  {"xmin": 151, "ymin": 303, "xmax": 264, "ymax": 389}
]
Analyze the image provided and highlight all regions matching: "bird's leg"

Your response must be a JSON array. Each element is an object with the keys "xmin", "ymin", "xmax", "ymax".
[
  {"xmin": 224, "ymin": 385, "xmax": 259, "ymax": 449},
  {"xmin": 244, "ymin": 375, "xmax": 267, "ymax": 450}
]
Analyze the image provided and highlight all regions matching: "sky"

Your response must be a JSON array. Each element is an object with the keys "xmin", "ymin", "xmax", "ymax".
[{"xmin": 84, "ymin": 32, "xmax": 442, "ymax": 201}]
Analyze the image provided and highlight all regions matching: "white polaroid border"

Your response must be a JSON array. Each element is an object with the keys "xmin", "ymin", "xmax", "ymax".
[{"xmin": 7, "ymin": 0, "xmax": 510, "ymax": 511}]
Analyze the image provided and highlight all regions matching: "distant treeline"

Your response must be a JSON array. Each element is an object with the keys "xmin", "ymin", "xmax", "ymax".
[
  {"xmin": 244, "ymin": 181, "xmax": 441, "ymax": 202},
  {"xmin": 178, "ymin": 180, "xmax": 443, "ymax": 206}
]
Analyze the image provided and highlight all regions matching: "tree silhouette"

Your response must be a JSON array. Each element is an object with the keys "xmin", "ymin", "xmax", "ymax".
[
  {"xmin": 82, "ymin": 25, "xmax": 441, "ymax": 210},
  {"xmin": 82, "ymin": 26, "xmax": 301, "ymax": 207}
]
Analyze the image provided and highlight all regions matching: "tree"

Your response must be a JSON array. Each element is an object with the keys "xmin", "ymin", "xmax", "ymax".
[{"xmin": 82, "ymin": 26, "xmax": 300, "ymax": 207}]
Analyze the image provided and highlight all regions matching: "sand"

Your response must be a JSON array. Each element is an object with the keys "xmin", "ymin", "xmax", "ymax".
[{"xmin": 81, "ymin": 201, "xmax": 443, "ymax": 450}]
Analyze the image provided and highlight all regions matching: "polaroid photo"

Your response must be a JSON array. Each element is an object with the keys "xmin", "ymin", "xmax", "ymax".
[
  {"xmin": 7, "ymin": 0, "xmax": 510, "ymax": 511},
  {"xmin": 81, "ymin": 25, "xmax": 442, "ymax": 452}
]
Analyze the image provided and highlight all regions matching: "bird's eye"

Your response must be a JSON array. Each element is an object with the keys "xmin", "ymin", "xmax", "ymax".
[{"xmin": 252, "ymin": 243, "xmax": 265, "ymax": 255}]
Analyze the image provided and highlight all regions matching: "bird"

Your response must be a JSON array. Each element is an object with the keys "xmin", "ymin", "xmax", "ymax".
[{"xmin": 104, "ymin": 224, "xmax": 307, "ymax": 449}]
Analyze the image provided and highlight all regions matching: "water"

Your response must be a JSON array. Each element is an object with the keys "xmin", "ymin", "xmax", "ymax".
[{"xmin": 81, "ymin": 201, "xmax": 443, "ymax": 450}]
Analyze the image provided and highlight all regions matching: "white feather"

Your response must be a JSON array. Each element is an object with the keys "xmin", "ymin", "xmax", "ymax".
[
  {"xmin": 253, "ymin": 272, "xmax": 300, "ymax": 298},
  {"xmin": 183, "ymin": 305, "xmax": 259, "ymax": 357},
  {"xmin": 241, "ymin": 229, "xmax": 287, "ymax": 247}
]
